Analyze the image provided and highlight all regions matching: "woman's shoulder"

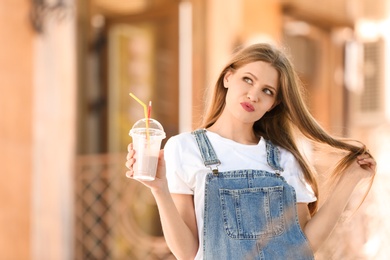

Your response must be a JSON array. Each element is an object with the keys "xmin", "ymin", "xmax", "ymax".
[
  {"xmin": 164, "ymin": 131, "xmax": 206, "ymax": 177},
  {"xmin": 264, "ymin": 139, "xmax": 299, "ymax": 168},
  {"xmin": 165, "ymin": 131, "xmax": 195, "ymax": 143},
  {"xmin": 164, "ymin": 131, "xmax": 198, "ymax": 152}
]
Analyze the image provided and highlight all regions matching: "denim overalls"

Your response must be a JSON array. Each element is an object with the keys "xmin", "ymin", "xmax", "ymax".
[{"xmin": 192, "ymin": 129, "xmax": 314, "ymax": 260}]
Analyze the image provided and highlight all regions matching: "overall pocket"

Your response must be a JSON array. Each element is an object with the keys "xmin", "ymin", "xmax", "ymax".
[{"xmin": 219, "ymin": 186, "xmax": 285, "ymax": 239}]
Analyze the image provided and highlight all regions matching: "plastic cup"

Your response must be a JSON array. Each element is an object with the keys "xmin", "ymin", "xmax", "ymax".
[{"xmin": 129, "ymin": 118, "xmax": 166, "ymax": 181}]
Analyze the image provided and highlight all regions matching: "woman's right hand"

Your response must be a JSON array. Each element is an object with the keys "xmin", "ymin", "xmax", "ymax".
[{"xmin": 125, "ymin": 143, "xmax": 168, "ymax": 191}]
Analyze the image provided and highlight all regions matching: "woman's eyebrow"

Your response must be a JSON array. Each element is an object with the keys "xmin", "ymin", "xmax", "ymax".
[{"xmin": 244, "ymin": 72, "xmax": 258, "ymax": 81}]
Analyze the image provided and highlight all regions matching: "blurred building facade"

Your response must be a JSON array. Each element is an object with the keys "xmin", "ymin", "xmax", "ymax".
[{"xmin": 1, "ymin": 0, "xmax": 390, "ymax": 259}]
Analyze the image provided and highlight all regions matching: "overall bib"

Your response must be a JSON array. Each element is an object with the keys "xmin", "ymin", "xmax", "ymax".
[{"xmin": 192, "ymin": 129, "xmax": 314, "ymax": 260}]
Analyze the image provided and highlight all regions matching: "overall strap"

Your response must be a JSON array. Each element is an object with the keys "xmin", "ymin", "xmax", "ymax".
[
  {"xmin": 265, "ymin": 139, "xmax": 284, "ymax": 175},
  {"xmin": 192, "ymin": 129, "xmax": 221, "ymax": 175}
]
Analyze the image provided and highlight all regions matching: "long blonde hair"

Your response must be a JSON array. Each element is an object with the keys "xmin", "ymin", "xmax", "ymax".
[{"xmin": 201, "ymin": 43, "xmax": 372, "ymax": 216}]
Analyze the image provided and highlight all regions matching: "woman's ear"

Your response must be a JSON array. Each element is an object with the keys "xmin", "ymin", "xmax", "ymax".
[{"xmin": 224, "ymin": 71, "xmax": 232, "ymax": 88}]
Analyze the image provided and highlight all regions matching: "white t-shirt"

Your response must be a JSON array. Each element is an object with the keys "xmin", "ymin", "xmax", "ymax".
[{"xmin": 164, "ymin": 130, "xmax": 316, "ymax": 260}]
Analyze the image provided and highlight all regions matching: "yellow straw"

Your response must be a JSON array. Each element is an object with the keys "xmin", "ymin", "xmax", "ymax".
[{"xmin": 129, "ymin": 93, "xmax": 149, "ymax": 139}]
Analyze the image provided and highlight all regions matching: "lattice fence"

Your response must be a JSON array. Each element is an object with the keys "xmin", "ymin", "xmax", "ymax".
[{"xmin": 74, "ymin": 153, "xmax": 175, "ymax": 260}]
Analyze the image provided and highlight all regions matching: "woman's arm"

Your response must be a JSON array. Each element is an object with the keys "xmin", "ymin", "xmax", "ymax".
[
  {"xmin": 153, "ymin": 191, "xmax": 199, "ymax": 259},
  {"xmin": 298, "ymin": 153, "xmax": 376, "ymax": 252},
  {"xmin": 126, "ymin": 146, "xmax": 199, "ymax": 259}
]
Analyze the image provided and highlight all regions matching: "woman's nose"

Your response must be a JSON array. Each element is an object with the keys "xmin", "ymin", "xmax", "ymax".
[{"xmin": 247, "ymin": 89, "xmax": 259, "ymax": 102}]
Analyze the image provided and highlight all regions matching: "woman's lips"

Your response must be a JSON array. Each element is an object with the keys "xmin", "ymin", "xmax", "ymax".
[{"xmin": 240, "ymin": 102, "xmax": 255, "ymax": 112}]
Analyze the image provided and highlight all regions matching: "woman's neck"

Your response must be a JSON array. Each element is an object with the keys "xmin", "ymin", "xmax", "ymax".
[{"xmin": 207, "ymin": 120, "xmax": 259, "ymax": 145}]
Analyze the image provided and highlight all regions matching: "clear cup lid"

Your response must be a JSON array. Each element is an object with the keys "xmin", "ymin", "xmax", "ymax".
[{"xmin": 129, "ymin": 118, "xmax": 166, "ymax": 138}]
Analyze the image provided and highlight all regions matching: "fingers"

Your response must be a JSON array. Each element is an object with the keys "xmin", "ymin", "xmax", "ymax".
[
  {"xmin": 126, "ymin": 143, "xmax": 136, "ymax": 178},
  {"xmin": 357, "ymin": 157, "xmax": 376, "ymax": 166},
  {"xmin": 357, "ymin": 154, "xmax": 368, "ymax": 162},
  {"xmin": 158, "ymin": 149, "xmax": 165, "ymax": 162},
  {"xmin": 357, "ymin": 153, "xmax": 374, "ymax": 163},
  {"xmin": 357, "ymin": 153, "xmax": 377, "ymax": 172},
  {"xmin": 125, "ymin": 159, "xmax": 135, "ymax": 179},
  {"xmin": 127, "ymin": 143, "xmax": 133, "ymax": 152},
  {"xmin": 126, "ymin": 143, "xmax": 136, "ymax": 159},
  {"xmin": 125, "ymin": 158, "xmax": 135, "ymax": 170},
  {"xmin": 125, "ymin": 170, "xmax": 133, "ymax": 178},
  {"xmin": 126, "ymin": 151, "xmax": 135, "ymax": 160}
]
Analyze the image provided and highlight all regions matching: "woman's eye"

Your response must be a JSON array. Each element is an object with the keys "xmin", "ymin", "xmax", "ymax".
[
  {"xmin": 243, "ymin": 77, "xmax": 253, "ymax": 84},
  {"xmin": 263, "ymin": 88, "xmax": 274, "ymax": 96}
]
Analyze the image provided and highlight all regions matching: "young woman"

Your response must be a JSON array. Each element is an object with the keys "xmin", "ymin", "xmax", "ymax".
[{"xmin": 125, "ymin": 43, "xmax": 376, "ymax": 260}]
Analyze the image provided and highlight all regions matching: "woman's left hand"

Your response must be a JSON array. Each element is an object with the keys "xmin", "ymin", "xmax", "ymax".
[
  {"xmin": 357, "ymin": 152, "xmax": 376, "ymax": 170},
  {"xmin": 355, "ymin": 152, "xmax": 377, "ymax": 179}
]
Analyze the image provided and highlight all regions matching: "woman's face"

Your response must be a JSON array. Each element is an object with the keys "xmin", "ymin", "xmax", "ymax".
[{"xmin": 223, "ymin": 61, "xmax": 279, "ymax": 125}]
